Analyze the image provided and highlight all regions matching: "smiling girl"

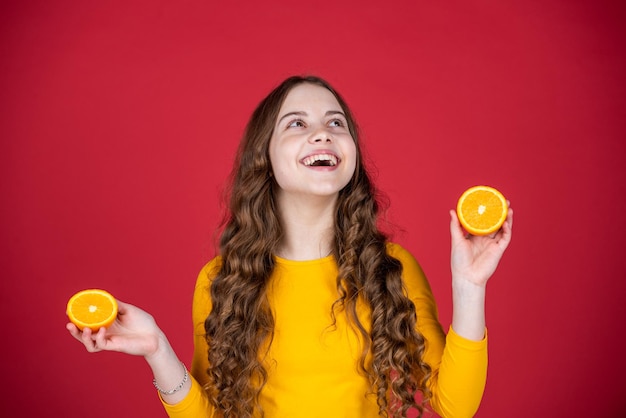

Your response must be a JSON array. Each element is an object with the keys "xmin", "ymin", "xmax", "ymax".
[{"xmin": 68, "ymin": 75, "xmax": 513, "ymax": 418}]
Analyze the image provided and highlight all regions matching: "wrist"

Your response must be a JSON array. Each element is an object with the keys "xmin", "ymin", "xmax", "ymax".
[
  {"xmin": 143, "ymin": 336, "xmax": 190, "ymax": 403},
  {"xmin": 153, "ymin": 362, "xmax": 188, "ymax": 396},
  {"xmin": 451, "ymin": 276, "xmax": 487, "ymax": 341},
  {"xmin": 144, "ymin": 332, "xmax": 173, "ymax": 365},
  {"xmin": 452, "ymin": 276, "xmax": 487, "ymax": 298}
]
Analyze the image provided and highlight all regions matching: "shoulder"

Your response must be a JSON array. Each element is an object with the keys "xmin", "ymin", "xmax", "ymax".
[
  {"xmin": 386, "ymin": 243, "xmax": 443, "ymax": 341},
  {"xmin": 386, "ymin": 242, "xmax": 424, "ymax": 276},
  {"xmin": 386, "ymin": 242, "xmax": 432, "ymax": 297},
  {"xmin": 196, "ymin": 256, "xmax": 222, "ymax": 288},
  {"xmin": 386, "ymin": 242, "xmax": 413, "ymax": 259},
  {"xmin": 192, "ymin": 256, "xmax": 222, "ymax": 323}
]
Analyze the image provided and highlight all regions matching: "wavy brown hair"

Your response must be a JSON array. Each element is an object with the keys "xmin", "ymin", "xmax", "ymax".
[{"xmin": 204, "ymin": 75, "xmax": 432, "ymax": 417}]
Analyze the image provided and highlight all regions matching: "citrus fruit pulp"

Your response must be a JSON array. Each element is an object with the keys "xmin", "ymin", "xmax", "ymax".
[
  {"xmin": 66, "ymin": 289, "xmax": 118, "ymax": 331},
  {"xmin": 456, "ymin": 185, "xmax": 508, "ymax": 236}
]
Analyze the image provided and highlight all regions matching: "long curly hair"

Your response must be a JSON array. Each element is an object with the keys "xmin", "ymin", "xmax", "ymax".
[{"xmin": 204, "ymin": 75, "xmax": 432, "ymax": 417}]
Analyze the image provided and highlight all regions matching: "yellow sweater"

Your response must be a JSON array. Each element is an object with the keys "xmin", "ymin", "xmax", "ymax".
[{"xmin": 162, "ymin": 243, "xmax": 487, "ymax": 417}]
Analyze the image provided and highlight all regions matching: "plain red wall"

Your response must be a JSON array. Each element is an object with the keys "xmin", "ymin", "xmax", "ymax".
[{"xmin": 2, "ymin": 1, "xmax": 625, "ymax": 417}]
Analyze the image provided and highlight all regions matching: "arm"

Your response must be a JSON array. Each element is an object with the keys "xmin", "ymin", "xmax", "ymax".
[
  {"xmin": 427, "ymin": 206, "xmax": 513, "ymax": 417},
  {"xmin": 67, "ymin": 298, "xmax": 212, "ymax": 417},
  {"xmin": 66, "ymin": 301, "xmax": 191, "ymax": 403},
  {"xmin": 161, "ymin": 260, "xmax": 221, "ymax": 417},
  {"xmin": 393, "ymin": 200, "xmax": 513, "ymax": 417},
  {"xmin": 449, "ymin": 207, "xmax": 513, "ymax": 340},
  {"xmin": 393, "ymin": 245, "xmax": 486, "ymax": 417}
]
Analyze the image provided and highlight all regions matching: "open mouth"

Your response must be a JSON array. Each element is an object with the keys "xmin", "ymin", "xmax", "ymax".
[{"xmin": 302, "ymin": 154, "xmax": 339, "ymax": 167}]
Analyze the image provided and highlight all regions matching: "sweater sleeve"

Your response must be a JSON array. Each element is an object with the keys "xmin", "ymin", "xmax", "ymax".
[
  {"xmin": 389, "ymin": 243, "xmax": 487, "ymax": 418},
  {"xmin": 160, "ymin": 378, "xmax": 213, "ymax": 418},
  {"xmin": 160, "ymin": 260, "xmax": 220, "ymax": 418}
]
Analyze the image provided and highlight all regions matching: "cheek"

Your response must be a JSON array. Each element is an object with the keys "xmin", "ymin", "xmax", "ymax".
[
  {"xmin": 268, "ymin": 146, "xmax": 292, "ymax": 186},
  {"xmin": 271, "ymin": 166, "xmax": 297, "ymax": 194},
  {"xmin": 268, "ymin": 142, "xmax": 281, "ymax": 174},
  {"xmin": 345, "ymin": 141, "xmax": 358, "ymax": 174},
  {"xmin": 271, "ymin": 165, "xmax": 289, "ymax": 184}
]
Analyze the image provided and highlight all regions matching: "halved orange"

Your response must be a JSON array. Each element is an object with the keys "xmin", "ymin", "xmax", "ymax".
[
  {"xmin": 456, "ymin": 185, "xmax": 508, "ymax": 236},
  {"xmin": 66, "ymin": 289, "xmax": 118, "ymax": 331}
]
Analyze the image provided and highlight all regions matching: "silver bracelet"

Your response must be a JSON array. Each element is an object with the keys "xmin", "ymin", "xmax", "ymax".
[{"xmin": 153, "ymin": 362, "xmax": 188, "ymax": 396}]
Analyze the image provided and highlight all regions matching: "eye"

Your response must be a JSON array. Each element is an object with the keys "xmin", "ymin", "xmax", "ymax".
[
  {"xmin": 287, "ymin": 119, "xmax": 306, "ymax": 128},
  {"xmin": 328, "ymin": 119, "xmax": 346, "ymax": 127}
]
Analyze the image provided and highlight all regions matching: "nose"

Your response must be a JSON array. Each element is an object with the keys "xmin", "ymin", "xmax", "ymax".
[{"xmin": 308, "ymin": 127, "xmax": 333, "ymax": 144}]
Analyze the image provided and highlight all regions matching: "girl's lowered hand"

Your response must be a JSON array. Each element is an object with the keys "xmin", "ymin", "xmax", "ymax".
[{"xmin": 66, "ymin": 300, "xmax": 166, "ymax": 359}]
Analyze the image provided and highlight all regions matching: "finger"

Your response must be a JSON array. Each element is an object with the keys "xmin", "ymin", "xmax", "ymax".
[
  {"xmin": 499, "ymin": 208, "xmax": 513, "ymax": 237},
  {"xmin": 94, "ymin": 326, "xmax": 109, "ymax": 350},
  {"xmin": 449, "ymin": 210, "xmax": 466, "ymax": 242},
  {"xmin": 66, "ymin": 322, "xmax": 84, "ymax": 342},
  {"xmin": 80, "ymin": 327, "xmax": 101, "ymax": 352},
  {"xmin": 496, "ymin": 209, "xmax": 514, "ymax": 249},
  {"xmin": 81, "ymin": 326, "xmax": 92, "ymax": 339},
  {"xmin": 507, "ymin": 207, "xmax": 514, "ymax": 229},
  {"xmin": 115, "ymin": 299, "xmax": 131, "ymax": 317},
  {"xmin": 66, "ymin": 322, "xmax": 79, "ymax": 335},
  {"xmin": 490, "ymin": 206, "xmax": 513, "ymax": 241}
]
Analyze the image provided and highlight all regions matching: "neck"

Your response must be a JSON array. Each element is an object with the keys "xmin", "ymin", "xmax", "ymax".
[{"xmin": 275, "ymin": 192, "xmax": 337, "ymax": 261}]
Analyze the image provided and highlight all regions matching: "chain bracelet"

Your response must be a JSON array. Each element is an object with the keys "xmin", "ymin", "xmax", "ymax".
[{"xmin": 153, "ymin": 362, "xmax": 188, "ymax": 396}]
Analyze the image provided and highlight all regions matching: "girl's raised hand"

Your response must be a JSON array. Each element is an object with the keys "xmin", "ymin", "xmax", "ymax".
[
  {"xmin": 66, "ymin": 300, "xmax": 165, "ymax": 358},
  {"xmin": 449, "ymin": 206, "xmax": 513, "ymax": 287}
]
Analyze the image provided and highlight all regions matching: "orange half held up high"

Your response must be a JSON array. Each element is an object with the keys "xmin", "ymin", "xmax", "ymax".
[
  {"xmin": 66, "ymin": 289, "xmax": 118, "ymax": 331},
  {"xmin": 456, "ymin": 185, "xmax": 508, "ymax": 236}
]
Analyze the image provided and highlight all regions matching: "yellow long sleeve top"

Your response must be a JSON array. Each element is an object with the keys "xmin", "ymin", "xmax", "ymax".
[{"xmin": 162, "ymin": 243, "xmax": 487, "ymax": 418}]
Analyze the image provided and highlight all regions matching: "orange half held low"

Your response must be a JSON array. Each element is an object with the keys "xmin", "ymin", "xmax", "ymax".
[
  {"xmin": 456, "ymin": 185, "xmax": 508, "ymax": 236},
  {"xmin": 66, "ymin": 289, "xmax": 118, "ymax": 331}
]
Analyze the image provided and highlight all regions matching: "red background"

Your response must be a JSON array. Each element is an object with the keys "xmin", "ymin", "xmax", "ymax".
[{"xmin": 2, "ymin": 1, "xmax": 625, "ymax": 417}]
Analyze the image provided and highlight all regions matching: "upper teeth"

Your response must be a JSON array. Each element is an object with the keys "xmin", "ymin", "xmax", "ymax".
[{"xmin": 303, "ymin": 154, "xmax": 338, "ymax": 166}]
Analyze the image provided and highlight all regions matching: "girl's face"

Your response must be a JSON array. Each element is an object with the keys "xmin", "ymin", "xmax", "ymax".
[{"xmin": 269, "ymin": 83, "xmax": 357, "ymax": 201}]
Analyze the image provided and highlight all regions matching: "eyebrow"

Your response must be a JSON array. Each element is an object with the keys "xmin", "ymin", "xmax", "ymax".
[{"xmin": 277, "ymin": 110, "xmax": 347, "ymax": 125}]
